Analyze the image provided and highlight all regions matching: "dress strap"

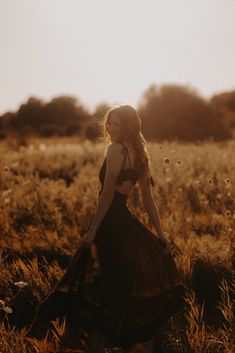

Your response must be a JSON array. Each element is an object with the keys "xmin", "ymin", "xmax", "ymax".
[
  {"xmin": 120, "ymin": 146, "xmax": 127, "ymax": 170},
  {"xmin": 150, "ymin": 173, "xmax": 155, "ymax": 187},
  {"xmin": 120, "ymin": 143, "xmax": 131, "ymax": 169},
  {"xmin": 126, "ymin": 147, "xmax": 132, "ymax": 168}
]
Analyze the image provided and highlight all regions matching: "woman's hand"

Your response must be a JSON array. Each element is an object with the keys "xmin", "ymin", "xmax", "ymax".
[{"xmin": 80, "ymin": 229, "xmax": 96, "ymax": 248}]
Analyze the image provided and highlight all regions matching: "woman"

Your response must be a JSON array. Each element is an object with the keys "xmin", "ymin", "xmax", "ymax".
[{"xmin": 26, "ymin": 105, "xmax": 185, "ymax": 352}]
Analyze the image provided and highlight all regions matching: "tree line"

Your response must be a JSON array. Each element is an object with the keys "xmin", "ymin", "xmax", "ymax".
[{"xmin": 0, "ymin": 84, "xmax": 234, "ymax": 142}]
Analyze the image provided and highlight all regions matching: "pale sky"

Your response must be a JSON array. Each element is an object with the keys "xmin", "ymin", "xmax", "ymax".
[{"xmin": 0, "ymin": 0, "xmax": 235, "ymax": 115}]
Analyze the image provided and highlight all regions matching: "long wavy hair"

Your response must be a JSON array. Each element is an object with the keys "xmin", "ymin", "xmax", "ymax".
[{"xmin": 103, "ymin": 105, "xmax": 154, "ymax": 184}]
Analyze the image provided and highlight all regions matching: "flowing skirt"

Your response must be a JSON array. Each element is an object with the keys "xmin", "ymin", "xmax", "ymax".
[{"xmin": 27, "ymin": 191, "xmax": 185, "ymax": 350}]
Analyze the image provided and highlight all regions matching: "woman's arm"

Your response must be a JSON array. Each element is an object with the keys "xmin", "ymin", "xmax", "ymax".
[
  {"xmin": 138, "ymin": 169, "xmax": 166, "ymax": 239},
  {"xmin": 142, "ymin": 195, "xmax": 165, "ymax": 237},
  {"xmin": 85, "ymin": 143, "xmax": 123, "ymax": 234}
]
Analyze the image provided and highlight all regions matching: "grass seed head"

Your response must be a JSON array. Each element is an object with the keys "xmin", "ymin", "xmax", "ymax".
[
  {"xmin": 3, "ymin": 306, "xmax": 13, "ymax": 314},
  {"xmin": 164, "ymin": 157, "xmax": 170, "ymax": 164},
  {"xmin": 14, "ymin": 281, "xmax": 29, "ymax": 288}
]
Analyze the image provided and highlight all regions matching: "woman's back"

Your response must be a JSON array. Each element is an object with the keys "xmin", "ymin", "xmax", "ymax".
[{"xmin": 99, "ymin": 141, "xmax": 138, "ymax": 196}]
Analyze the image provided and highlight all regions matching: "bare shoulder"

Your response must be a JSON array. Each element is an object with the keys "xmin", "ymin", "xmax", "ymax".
[{"xmin": 105, "ymin": 143, "xmax": 124, "ymax": 176}]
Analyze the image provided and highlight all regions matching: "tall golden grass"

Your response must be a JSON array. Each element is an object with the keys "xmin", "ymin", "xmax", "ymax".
[{"xmin": 0, "ymin": 138, "xmax": 234, "ymax": 352}]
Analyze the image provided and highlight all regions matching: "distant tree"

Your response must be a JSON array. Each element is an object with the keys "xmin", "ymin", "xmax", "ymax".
[
  {"xmin": 13, "ymin": 97, "xmax": 44, "ymax": 131},
  {"xmin": 138, "ymin": 84, "xmax": 231, "ymax": 141},
  {"xmin": 37, "ymin": 96, "xmax": 91, "ymax": 137},
  {"xmin": 210, "ymin": 91, "xmax": 235, "ymax": 129},
  {"xmin": 84, "ymin": 102, "xmax": 111, "ymax": 141},
  {"xmin": 62, "ymin": 122, "xmax": 81, "ymax": 136},
  {"xmin": 39, "ymin": 124, "xmax": 59, "ymax": 137},
  {"xmin": 4, "ymin": 95, "xmax": 92, "ymax": 137},
  {"xmin": 0, "ymin": 112, "xmax": 16, "ymax": 137},
  {"xmin": 93, "ymin": 102, "xmax": 111, "ymax": 121},
  {"xmin": 41, "ymin": 96, "xmax": 90, "ymax": 127},
  {"xmin": 0, "ymin": 115, "xmax": 6, "ymax": 139}
]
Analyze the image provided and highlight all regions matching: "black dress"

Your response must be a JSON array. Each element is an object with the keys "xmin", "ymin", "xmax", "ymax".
[{"xmin": 27, "ymin": 143, "xmax": 185, "ymax": 351}]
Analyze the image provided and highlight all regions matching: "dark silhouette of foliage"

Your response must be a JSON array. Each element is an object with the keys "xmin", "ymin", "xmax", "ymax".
[
  {"xmin": 138, "ymin": 84, "xmax": 232, "ymax": 141},
  {"xmin": 0, "ymin": 87, "xmax": 234, "ymax": 141},
  {"xmin": 0, "ymin": 112, "xmax": 14, "ymax": 139},
  {"xmin": 0, "ymin": 95, "xmax": 91, "ymax": 138},
  {"xmin": 14, "ymin": 97, "xmax": 44, "ymax": 130},
  {"xmin": 40, "ymin": 96, "xmax": 89, "ymax": 128},
  {"xmin": 210, "ymin": 90, "xmax": 235, "ymax": 129},
  {"xmin": 84, "ymin": 102, "xmax": 111, "ymax": 141},
  {"xmin": 39, "ymin": 124, "xmax": 59, "ymax": 137},
  {"xmin": 93, "ymin": 102, "xmax": 111, "ymax": 121}
]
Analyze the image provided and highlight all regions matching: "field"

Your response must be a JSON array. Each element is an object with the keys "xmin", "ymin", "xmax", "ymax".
[{"xmin": 0, "ymin": 137, "xmax": 234, "ymax": 353}]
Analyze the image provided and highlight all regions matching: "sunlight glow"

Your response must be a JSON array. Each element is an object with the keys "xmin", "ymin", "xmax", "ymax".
[{"xmin": 0, "ymin": 0, "xmax": 235, "ymax": 113}]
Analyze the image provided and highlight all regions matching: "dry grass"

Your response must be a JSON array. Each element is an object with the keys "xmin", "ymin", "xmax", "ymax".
[{"xmin": 0, "ymin": 138, "xmax": 234, "ymax": 352}]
